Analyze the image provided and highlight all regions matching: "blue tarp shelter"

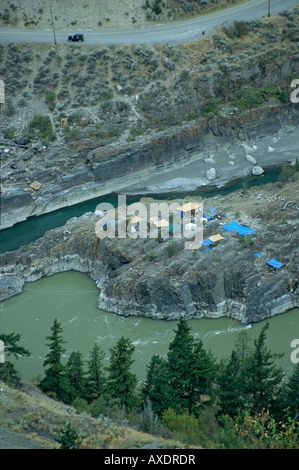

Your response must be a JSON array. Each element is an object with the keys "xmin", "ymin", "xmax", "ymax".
[
  {"xmin": 254, "ymin": 253, "xmax": 261, "ymax": 257},
  {"xmin": 202, "ymin": 238, "xmax": 213, "ymax": 246},
  {"xmin": 222, "ymin": 220, "xmax": 255, "ymax": 235},
  {"xmin": 203, "ymin": 208, "xmax": 218, "ymax": 221},
  {"xmin": 266, "ymin": 259, "xmax": 284, "ymax": 269}
]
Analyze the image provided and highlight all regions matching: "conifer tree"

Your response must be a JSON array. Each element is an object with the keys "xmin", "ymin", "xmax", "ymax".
[
  {"xmin": 167, "ymin": 317, "xmax": 194, "ymax": 412},
  {"xmin": 216, "ymin": 350, "xmax": 244, "ymax": 418},
  {"xmin": 39, "ymin": 318, "xmax": 69, "ymax": 402},
  {"xmin": 167, "ymin": 317, "xmax": 216, "ymax": 416},
  {"xmin": 242, "ymin": 323, "xmax": 284, "ymax": 414},
  {"xmin": 66, "ymin": 351, "xmax": 85, "ymax": 402},
  {"xmin": 105, "ymin": 336, "xmax": 138, "ymax": 410},
  {"xmin": 84, "ymin": 343, "xmax": 105, "ymax": 403},
  {"xmin": 186, "ymin": 338, "xmax": 216, "ymax": 415},
  {"xmin": 142, "ymin": 354, "xmax": 175, "ymax": 415},
  {"xmin": 283, "ymin": 362, "xmax": 299, "ymax": 419},
  {"xmin": 0, "ymin": 332, "xmax": 30, "ymax": 386},
  {"xmin": 55, "ymin": 422, "xmax": 82, "ymax": 449}
]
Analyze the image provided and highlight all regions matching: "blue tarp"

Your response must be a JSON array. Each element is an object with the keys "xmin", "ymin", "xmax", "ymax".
[
  {"xmin": 222, "ymin": 220, "xmax": 255, "ymax": 235},
  {"xmin": 254, "ymin": 253, "xmax": 261, "ymax": 257},
  {"xmin": 266, "ymin": 258, "xmax": 284, "ymax": 269},
  {"xmin": 203, "ymin": 208, "xmax": 217, "ymax": 221},
  {"xmin": 203, "ymin": 247, "xmax": 213, "ymax": 252},
  {"xmin": 202, "ymin": 239, "xmax": 213, "ymax": 246}
]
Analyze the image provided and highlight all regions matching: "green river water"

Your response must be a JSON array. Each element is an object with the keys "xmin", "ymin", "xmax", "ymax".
[{"xmin": 0, "ymin": 271, "xmax": 298, "ymax": 382}]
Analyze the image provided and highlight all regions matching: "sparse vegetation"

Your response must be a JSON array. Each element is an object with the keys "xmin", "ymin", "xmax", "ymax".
[{"xmin": 28, "ymin": 114, "xmax": 56, "ymax": 145}]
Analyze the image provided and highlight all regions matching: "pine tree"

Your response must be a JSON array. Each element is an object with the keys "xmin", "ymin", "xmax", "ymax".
[
  {"xmin": 188, "ymin": 338, "xmax": 216, "ymax": 415},
  {"xmin": 242, "ymin": 323, "xmax": 284, "ymax": 413},
  {"xmin": 167, "ymin": 317, "xmax": 216, "ymax": 416},
  {"xmin": 167, "ymin": 317, "xmax": 194, "ymax": 412},
  {"xmin": 55, "ymin": 422, "xmax": 82, "ymax": 449},
  {"xmin": 216, "ymin": 350, "xmax": 244, "ymax": 418},
  {"xmin": 84, "ymin": 343, "xmax": 105, "ymax": 403},
  {"xmin": 0, "ymin": 332, "xmax": 30, "ymax": 386},
  {"xmin": 105, "ymin": 336, "xmax": 138, "ymax": 410},
  {"xmin": 283, "ymin": 362, "xmax": 299, "ymax": 418},
  {"xmin": 39, "ymin": 318, "xmax": 69, "ymax": 402},
  {"xmin": 66, "ymin": 351, "xmax": 85, "ymax": 402},
  {"xmin": 234, "ymin": 329, "xmax": 252, "ymax": 365},
  {"xmin": 142, "ymin": 354, "xmax": 175, "ymax": 415}
]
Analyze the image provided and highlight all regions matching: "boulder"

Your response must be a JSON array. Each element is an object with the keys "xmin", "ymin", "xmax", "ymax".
[
  {"xmin": 246, "ymin": 154, "xmax": 257, "ymax": 164},
  {"xmin": 252, "ymin": 166, "xmax": 264, "ymax": 176},
  {"xmin": 206, "ymin": 168, "xmax": 216, "ymax": 180},
  {"xmin": 30, "ymin": 181, "xmax": 43, "ymax": 191}
]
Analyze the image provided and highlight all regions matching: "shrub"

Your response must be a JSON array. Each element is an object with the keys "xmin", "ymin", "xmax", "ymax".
[
  {"xmin": 223, "ymin": 21, "xmax": 249, "ymax": 39},
  {"xmin": 161, "ymin": 409, "xmax": 203, "ymax": 446},
  {"xmin": 203, "ymin": 98, "xmax": 220, "ymax": 117},
  {"xmin": 29, "ymin": 114, "xmax": 56, "ymax": 145},
  {"xmin": 45, "ymin": 91, "xmax": 56, "ymax": 110},
  {"xmin": 127, "ymin": 126, "xmax": 143, "ymax": 142},
  {"xmin": 3, "ymin": 127, "xmax": 15, "ymax": 141}
]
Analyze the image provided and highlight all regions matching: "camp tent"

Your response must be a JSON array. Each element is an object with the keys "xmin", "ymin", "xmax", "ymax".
[
  {"xmin": 176, "ymin": 202, "xmax": 202, "ymax": 218},
  {"xmin": 129, "ymin": 216, "xmax": 144, "ymax": 224},
  {"xmin": 154, "ymin": 219, "xmax": 169, "ymax": 228},
  {"xmin": 176, "ymin": 202, "xmax": 202, "ymax": 212},
  {"xmin": 209, "ymin": 234, "xmax": 224, "ymax": 243},
  {"xmin": 222, "ymin": 220, "xmax": 255, "ymax": 235},
  {"xmin": 203, "ymin": 209, "xmax": 217, "ymax": 221},
  {"xmin": 266, "ymin": 258, "xmax": 284, "ymax": 269}
]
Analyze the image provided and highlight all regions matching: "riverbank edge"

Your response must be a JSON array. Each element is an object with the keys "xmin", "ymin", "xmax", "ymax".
[{"xmin": 1, "ymin": 101, "xmax": 299, "ymax": 230}]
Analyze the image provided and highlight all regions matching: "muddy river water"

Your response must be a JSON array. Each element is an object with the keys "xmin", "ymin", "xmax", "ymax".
[{"xmin": 0, "ymin": 271, "xmax": 298, "ymax": 382}]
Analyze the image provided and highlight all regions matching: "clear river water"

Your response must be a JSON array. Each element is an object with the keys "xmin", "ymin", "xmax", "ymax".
[{"xmin": 0, "ymin": 271, "xmax": 298, "ymax": 383}]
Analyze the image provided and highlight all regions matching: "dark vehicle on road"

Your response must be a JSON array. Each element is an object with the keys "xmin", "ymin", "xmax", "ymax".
[{"xmin": 68, "ymin": 34, "xmax": 84, "ymax": 42}]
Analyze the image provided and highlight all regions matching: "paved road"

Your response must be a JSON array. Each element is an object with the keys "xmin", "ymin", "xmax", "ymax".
[{"xmin": 0, "ymin": 0, "xmax": 297, "ymax": 45}]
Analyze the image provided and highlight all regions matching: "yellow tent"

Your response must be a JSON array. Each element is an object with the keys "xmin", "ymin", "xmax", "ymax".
[
  {"xmin": 176, "ymin": 202, "xmax": 202, "ymax": 213},
  {"xmin": 129, "ymin": 216, "xmax": 144, "ymax": 224},
  {"xmin": 209, "ymin": 234, "xmax": 224, "ymax": 242},
  {"xmin": 154, "ymin": 219, "xmax": 169, "ymax": 227}
]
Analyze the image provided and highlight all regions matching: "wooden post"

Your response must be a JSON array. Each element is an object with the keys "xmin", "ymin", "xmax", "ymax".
[{"xmin": 0, "ymin": 79, "xmax": 4, "ymax": 115}]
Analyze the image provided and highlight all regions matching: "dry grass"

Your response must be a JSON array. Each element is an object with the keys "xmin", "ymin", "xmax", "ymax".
[{"xmin": 0, "ymin": 380, "xmax": 183, "ymax": 449}]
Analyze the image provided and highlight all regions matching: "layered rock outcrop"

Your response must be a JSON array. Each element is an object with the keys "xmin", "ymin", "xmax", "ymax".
[{"xmin": 1, "ymin": 181, "xmax": 298, "ymax": 324}]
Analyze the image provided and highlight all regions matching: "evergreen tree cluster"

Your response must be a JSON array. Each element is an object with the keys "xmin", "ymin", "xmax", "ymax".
[{"xmin": 1, "ymin": 317, "xmax": 299, "ymax": 448}]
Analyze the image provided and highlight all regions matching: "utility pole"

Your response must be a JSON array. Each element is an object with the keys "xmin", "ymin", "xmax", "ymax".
[
  {"xmin": 268, "ymin": 0, "xmax": 270, "ymax": 17},
  {"xmin": 50, "ymin": 6, "xmax": 57, "ymax": 46},
  {"xmin": 0, "ymin": 79, "xmax": 4, "ymax": 116}
]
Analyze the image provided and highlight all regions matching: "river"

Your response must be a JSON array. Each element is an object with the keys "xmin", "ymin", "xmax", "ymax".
[
  {"xmin": 0, "ymin": 271, "xmax": 298, "ymax": 383},
  {"xmin": 0, "ymin": 166, "xmax": 282, "ymax": 253}
]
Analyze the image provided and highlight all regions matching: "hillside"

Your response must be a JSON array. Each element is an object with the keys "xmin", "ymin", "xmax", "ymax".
[
  {"xmin": 0, "ymin": 380, "xmax": 179, "ymax": 449},
  {"xmin": 1, "ymin": 7, "xmax": 299, "ymax": 229},
  {"xmin": 0, "ymin": 0, "xmax": 247, "ymax": 30}
]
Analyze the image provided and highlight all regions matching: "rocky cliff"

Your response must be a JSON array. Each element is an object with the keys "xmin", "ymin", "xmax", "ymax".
[{"xmin": 1, "ymin": 180, "xmax": 298, "ymax": 324}]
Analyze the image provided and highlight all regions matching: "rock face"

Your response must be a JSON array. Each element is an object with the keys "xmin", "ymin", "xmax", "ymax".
[
  {"xmin": 1, "ymin": 182, "xmax": 298, "ymax": 324},
  {"xmin": 1, "ymin": 103, "xmax": 299, "ymax": 230}
]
